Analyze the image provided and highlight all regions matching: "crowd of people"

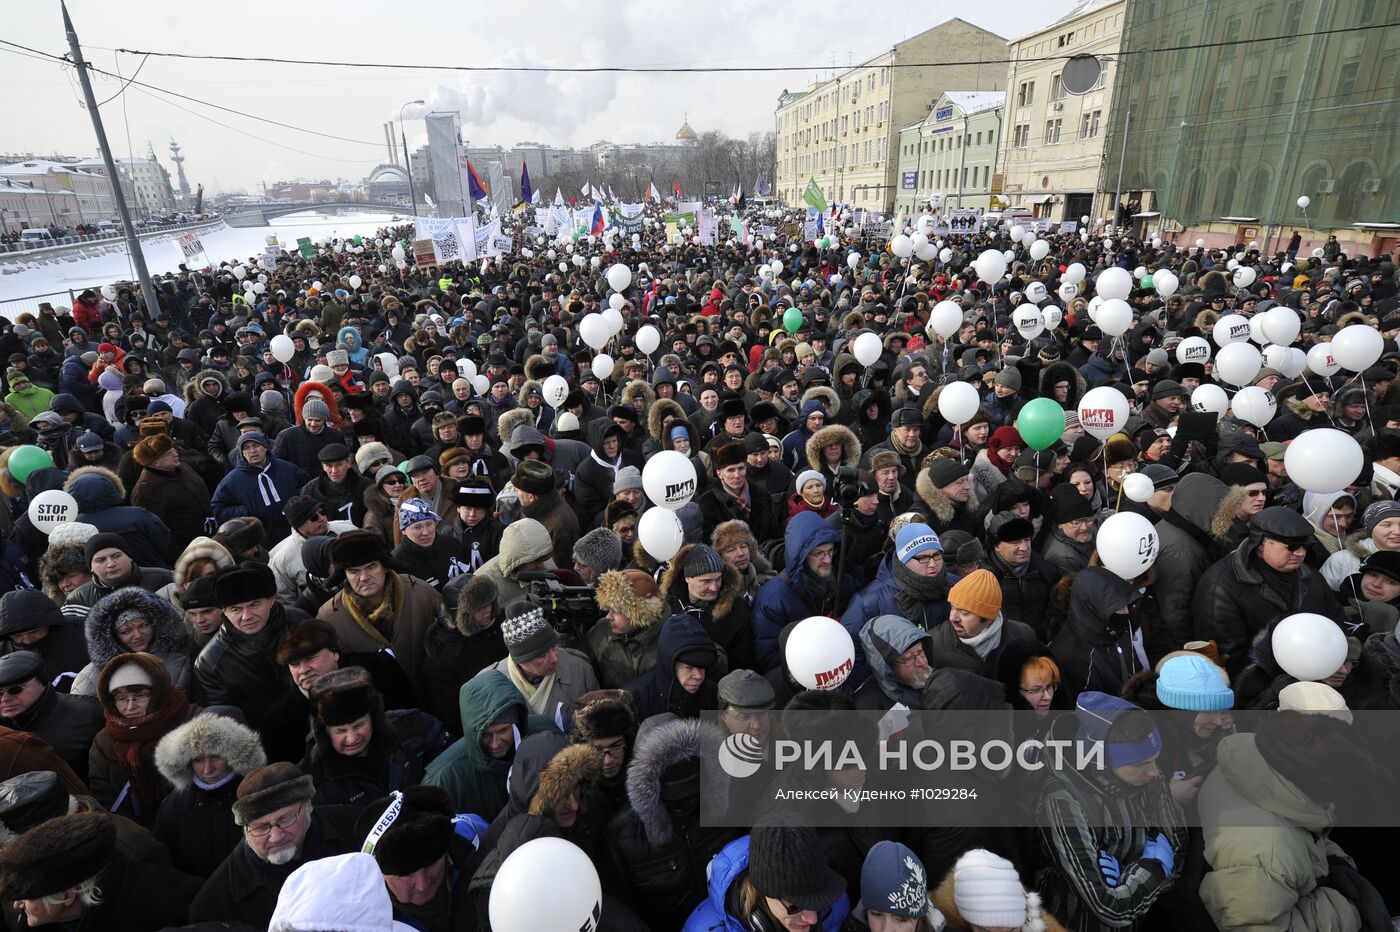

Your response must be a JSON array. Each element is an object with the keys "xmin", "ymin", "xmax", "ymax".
[{"xmin": 0, "ymin": 202, "xmax": 1392, "ymax": 931}]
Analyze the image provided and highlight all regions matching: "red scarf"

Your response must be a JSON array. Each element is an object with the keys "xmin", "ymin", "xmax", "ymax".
[{"xmin": 103, "ymin": 688, "xmax": 189, "ymax": 816}]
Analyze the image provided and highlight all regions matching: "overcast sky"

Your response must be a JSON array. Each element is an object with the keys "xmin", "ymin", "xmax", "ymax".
[{"xmin": 3, "ymin": 0, "xmax": 1078, "ymax": 193}]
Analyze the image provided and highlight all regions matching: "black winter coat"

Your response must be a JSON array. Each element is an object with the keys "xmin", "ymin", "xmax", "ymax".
[
  {"xmin": 62, "ymin": 849, "xmax": 203, "ymax": 932},
  {"xmin": 625, "ymin": 615, "xmax": 719, "ymax": 721},
  {"xmin": 982, "ymin": 550, "xmax": 1063, "ymax": 641},
  {"xmin": 422, "ymin": 620, "xmax": 507, "ymax": 735},
  {"xmin": 300, "ymin": 470, "xmax": 370, "ymax": 526},
  {"xmin": 694, "ymin": 484, "xmax": 783, "ymax": 546},
  {"xmin": 0, "ymin": 685, "xmax": 101, "ymax": 782},
  {"xmin": 301, "ymin": 709, "xmax": 447, "ymax": 807},
  {"xmin": 272, "ymin": 424, "xmax": 346, "ymax": 477},
  {"xmin": 154, "ymin": 778, "xmax": 244, "ymax": 878},
  {"xmin": 1049, "ymin": 567, "xmax": 1149, "ymax": 700}
]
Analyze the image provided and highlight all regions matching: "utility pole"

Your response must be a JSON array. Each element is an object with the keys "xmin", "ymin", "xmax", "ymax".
[{"xmin": 62, "ymin": 2, "xmax": 160, "ymax": 319}]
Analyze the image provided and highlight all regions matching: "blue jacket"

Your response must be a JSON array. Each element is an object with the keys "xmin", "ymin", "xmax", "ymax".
[
  {"xmin": 66, "ymin": 466, "xmax": 172, "ymax": 567},
  {"xmin": 210, "ymin": 456, "xmax": 308, "ymax": 544},
  {"xmin": 779, "ymin": 400, "xmax": 826, "ymax": 472},
  {"xmin": 1079, "ymin": 352, "xmax": 1126, "ymax": 389},
  {"xmin": 752, "ymin": 512, "xmax": 861, "ymax": 674},
  {"xmin": 841, "ymin": 551, "xmax": 951, "ymax": 634},
  {"xmin": 682, "ymin": 836, "xmax": 849, "ymax": 932},
  {"xmin": 336, "ymin": 325, "xmax": 370, "ymax": 367},
  {"xmin": 57, "ymin": 359, "xmax": 97, "ymax": 411}
]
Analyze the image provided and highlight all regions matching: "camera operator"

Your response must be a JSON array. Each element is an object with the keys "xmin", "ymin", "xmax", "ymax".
[{"xmin": 487, "ymin": 602, "xmax": 599, "ymax": 722}]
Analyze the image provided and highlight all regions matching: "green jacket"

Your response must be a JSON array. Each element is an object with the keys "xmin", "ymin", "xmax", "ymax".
[
  {"xmin": 5, "ymin": 384, "xmax": 53, "ymax": 420},
  {"xmin": 1198, "ymin": 734, "xmax": 1360, "ymax": 932},
  {"xmin": 422, "ymin": 668, "xmax": 556, "ymax": 817}
]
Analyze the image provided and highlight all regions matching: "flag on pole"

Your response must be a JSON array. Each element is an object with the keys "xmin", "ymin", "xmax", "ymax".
[
  {"xmin": 590, "ymin": 203, "xmax": 605, "ymax": 236},
  {"xmin": 553, "ymin": 188, "xmax": 564, "ymax": 207},
  {"xmin": 519, "ymin": 160, "xmax": 533, "ymax": 207},
  {"xmin": 672, "ymin": 180, "xmax": 681, "ymax": 199},
  {"xmin": 607, "ymin": 184, "xmax": 617, "ymax": 203},
  {"xmin": 581, "ymin": 183, "xmax": 591, "ymax": 197},
  {"xmin": 531, "ymin": 187, "xmax": 541, "ymax": 205},
  {"xmin": 465, "ymin": 159, "xmax": 489, "ymax": 201},
  {"xmin": 802, "ymin": 178, "xmax": 827, "ymax": 213},
  {"xmin": 647, "ymin": 182, "xmax": 661, "ymax": 203}
]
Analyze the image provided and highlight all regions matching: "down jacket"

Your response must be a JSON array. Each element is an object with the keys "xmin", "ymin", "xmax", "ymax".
[
  {"xmin": 752, "ymin": 512, "xmax": 861, "ymax": 673},
  {"xmin": 64, "ymin": 466, "xmax": 173, "ymax": 568},
  {"xmin": 682, "ymin": 835, "xmax": 849, "ymax": 932},
  {"xmin": 72, "ymin": 586, "xmax": 192, "ymax": 697},
  {"xmin": 1152, "ymin": 474, "xmax": 1244, "ymax": 645}
]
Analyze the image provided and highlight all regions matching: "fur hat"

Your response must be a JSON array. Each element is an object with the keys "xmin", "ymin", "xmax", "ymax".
[
  {"xmin": 276, "ymin": 618, "xmax": 339, "ymax": 665},
  {"xmin": 438, "ymin": 446, "xmax": 471, "ymax": 473},
  {"xmin": 1102, "ymin": 434, "xmax": 1137, "ymax": 466},
  {"xmin": 573, "ymin": 528, "xmax": 623, "ymax": 579},
  {"xmin": 213, "ymin": 516, "xmax": 265, "ymax": 556},
  {"xmin": 569, "ymin": 689, "xmax": 638, "ymax": 744},
  {"xmin": 232, "ymin": 762, "xmax": 316, "ymax": 826},
  {"xmin": 131, "ymin": 433, "xmax": 174, "ymax": 467},
  {"xmin": 354, "ymin": 785, "xmax": 456, "ymax": 876},
  {"xmin": 309, "ymin": 666, "xmax": 382, "ymax": 727},
  {"xmin": 868, "ymin": 449, "xmax": 905, "ymax": 475},
  {"xmin": 708, "ymin": 439, "xmax": 748, "ymax": 471},
  {"xmin": 329, "ymin": 530, "xmax": 393, "ymax": 572},
  {"xmin": 456, "ymin": 575, "xmax": 498, "ymax": 635},
  {"xmin": 528, "ymin": 743, "xmax": 601, "ymax": 817},
  {"xmin": 0, "ymin": 812, "xmax": 116, "ymax": 900},
  {"xmin": 604, "ymin": 499, "xmax": 638, "ymax": 529},
  {"xmin": 354, "ymin": 441, "xmax": 392, "ymax": 476},
  {"xmin": 512, "ymin": 460, "xmax": 555, "ymax": 496},
  {"xmin": 154, "ymin": 712, "xmax": 268, "ymax": 791},
  {"xmin": 595, "ymin": 569, "xmax": 664, "ymax": 629},
  {"xmin": 210, "ymin": 561, "xmax": 276, "ymax": 607},
  {"xmin": 711, "ymin": 519, "xmax": 758, "ymax": 559}
]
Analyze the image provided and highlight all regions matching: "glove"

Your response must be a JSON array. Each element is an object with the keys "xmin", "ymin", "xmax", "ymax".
[
  {"xmin": 1142, "ymin": 832, "xmax": 1176, "ymax": 875},
  {"xmin": 1098, "ymin": 850, "xmax": 1121, "ymax": 887}
]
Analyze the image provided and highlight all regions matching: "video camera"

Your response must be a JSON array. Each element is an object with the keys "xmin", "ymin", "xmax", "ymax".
[{"xmin": 517, "ymin": 571, "xmax": 600, "ymax": 649}]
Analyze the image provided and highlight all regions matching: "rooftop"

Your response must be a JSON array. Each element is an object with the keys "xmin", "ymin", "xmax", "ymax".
[
  {"xmin": 0, "ymin": 159, "xmax": 101, "ymax": 176},
  {"xmin": 943, "ymin": 91, "xmax": 1006, "ymax": 116}
]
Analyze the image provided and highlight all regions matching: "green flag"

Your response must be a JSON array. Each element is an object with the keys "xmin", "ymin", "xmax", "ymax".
[
  {"xmin": 297, "ymin": 237, "xmax": 315, "ymax": 260},
  {"xmin": 802, "ymin": 178, "xmax": 827, "ymax": 213}
]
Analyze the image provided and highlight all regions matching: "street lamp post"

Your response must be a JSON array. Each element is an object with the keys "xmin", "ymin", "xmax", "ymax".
[{"xmin": 400, "ymin": 100, "xmax": 424, "ymax": 217}]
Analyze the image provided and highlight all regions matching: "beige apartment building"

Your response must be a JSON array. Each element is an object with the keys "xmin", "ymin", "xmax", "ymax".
[
  {"xmin": 774, "ymin": 18, "xmax": 1008, "ymax": 214},
  {"xmin": 997, "ymin": 0, "xmax": 1125, "ymax": 225}
]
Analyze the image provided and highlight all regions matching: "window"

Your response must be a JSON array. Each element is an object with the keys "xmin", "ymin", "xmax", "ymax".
[
  {"xmin": 1269, "ymin": 73, "xmax": 1288, "ymax": 107},
  {"xmin": 1336, "ymin": 60, "xmax": 1360, "ymax": 97},
  {"xmin": 1355, "ymin": 0, "xmax": 1375, "ymax": 25},
  {"xmin": 1221, "ymin": 16, "xmax": 1242, "ymax": 60},
  {"xmin": 1017, "ymin": 81, "xmax": 1035, "ymax": 107},
  {"xmin": 1283, "ymin": 0, "xmax": 1303, "ymax": 37},
  {"xmin": 1013, "ymin": 124, "xmax": 1029, "ymax": 148},
  {"xmin": 975, "ymin": 131, "xmax": 982, "ymax": 146},
  {"xmin": 972, "ymin": 167, "xmax": 979, "ymax": 187},
  {"xmin": 987, "ymin": 129, "xmax": 995, "ymax": 146},
  {"xmin": 1050, "ymin": 73, "xmax": 1064, "ymax": 100},
  {"xmin": 961, "ymin": 167, "xmax": 969, "ymax": 188},
  {"xmin": 1044, "ymin": 119, "xmax": 1062, "ymax": 143},
  {"xmin": 1211, "ymin": 84, "xmax": 1230, "ymax": 112}
]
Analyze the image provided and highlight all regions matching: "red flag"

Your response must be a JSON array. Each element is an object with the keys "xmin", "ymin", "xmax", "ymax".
[{"xmin": 672, "ymin": 180, "xmax": 681, "ymax": 199}]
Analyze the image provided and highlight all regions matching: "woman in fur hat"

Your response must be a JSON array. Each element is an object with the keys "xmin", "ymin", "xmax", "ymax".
[
  {"xmin": 154, "ymin": 535, "xmax": 235, "ymax": 614},
  {"xmin": 805, "ymin": 422, "xmax": 862, "ymax": 491},
  {"xmin": 71, "ymin": 585, "xmax": 192, "ymax": 697},
  {"xmin": 153, "ymin": 711, "xmax": 267, "ymax": 877},
  {"xmin": 711, "ymin": 519, "xmax": 777, "ymax": 599},
  {"xmin": 88, "ymin": 652, "xmax": 197, "ymax": 827},
  {"xmin": 591, "ymin": 569, "xmax": 667, "ymax": 690},
  {"xmin": 300, "ymin": 666, "xmax": 449, "ymax": 808}
]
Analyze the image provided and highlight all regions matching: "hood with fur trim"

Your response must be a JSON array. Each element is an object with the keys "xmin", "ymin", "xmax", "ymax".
[
  {"xmin": 524, "ymin": 353, "xmax": 554, "ymax": 383},
  {"xmin": 1038, "ymin": 361, "xmax": 1087, "ymax": 409},
  {"xmin": 527, "ymin": 743, "xmax": 601, "ymax": 817},
  {"xmin": 516, "ymin": 379, "xmax": 544, "ymax": 407},
  {"xmin": 806, "ymin": 423, "xmax": 862, "ymax": 472},
  {"xmin": 1169, "ymin": 472, "xmax": 1244, "ymax": 540},
  {"xmin": 659, "ymin": 544, "xmax": 744, "ymax": 622},
  {"xmin": 154, "ymin": 712, "xmax": 268, "ymax": 791},
  {"xmin": 172, "ymin": 536, "xmax": 235, "ymax": 591},
  {"xmin": 595, "ymin": 570, "xmax": 666, "ymax": 629},
  {"xmin": 647, "ymin": 398, "xmax": 686, "ymax": 442},
  {"xmin": 183, "ymin": 368, "xmax": 229, "ymax": 403},
  {"xmin": 496, "ymin": 407, "xmax": 535, "ymax": 449},
  {"xmin": 800, "ymin": 384, "xmax": 840, "ymax": 418},
  {"xmin": 930, "ymin": 868, "xmax": 1066, "ymax": 932},
  {"xmin": 294, "ymin": 380, "xmax": 342, "ymax": 427},
  {"xmin": 620, "ymin": 380, "xmax": 656, "ymax": 410},
  {"xmin": 85, "ymin": 585, "xmax": 191, "ymax": 671},
  {"xmin": 625, "ymin": 717, "xmax": 725, "ymax": 846},
  {"xmin": 915, "ymin": 458, "xmax": 960, "ymax": 523},
  {"xmin": 63, "ymin": 465, "xmax": 125, "ymax": 513}
]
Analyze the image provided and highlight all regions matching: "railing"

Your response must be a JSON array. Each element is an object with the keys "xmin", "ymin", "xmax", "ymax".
[
  {"xmin": 0, "ymin": 216, "xmax": 221, "ymax": 256},
  {"xmin": 0, "ymin": 289, "xmax": 81, "ymax": 318}
]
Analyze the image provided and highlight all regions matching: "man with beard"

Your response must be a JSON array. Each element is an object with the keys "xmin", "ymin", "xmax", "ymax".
[
  {"xmin": 753, "ymin": 511, "xmax": 862, "ymax": 674},
  {"xmin": 929, "ymin": 568, "xmax": 1038, "ymax": 678},
  {"xmin": 853, "ymin": 615, "xmax": 937, "ymax": 711},
  {"xmin": 842, "ymin": 524, "xmax": 952, "ymax": 633},
  {"xmin": 188, "ymin": 762, "xmax": 360, "ymax": 928}
]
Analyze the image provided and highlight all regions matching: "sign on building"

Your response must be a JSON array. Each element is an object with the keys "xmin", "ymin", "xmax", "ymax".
[{"xmin": 902, "ymin": 172, "xmax": 917, "ymax": 190}]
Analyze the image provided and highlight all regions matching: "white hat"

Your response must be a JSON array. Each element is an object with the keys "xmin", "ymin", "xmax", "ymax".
[
  {"xmin": 555, "ymin": 412, "xmax": 580, "ymax": 433},
  {"xmin": 48, "ymin": 521, "xmax": 99, "ymax": 547},
  {"xmin": 309, "ymin": 364, "xmax": 335, "ymax": 384},
  {"xmin": 953, "ymin": 849, "xmax": 1033, "ymax": 929},
  {"xmin": 1278, "ymin": 681, "xmax": 1353, "ymax": 723},
  {"xmin": 106, "ymin": 661, "xmax": 155, "ymax": 693}
]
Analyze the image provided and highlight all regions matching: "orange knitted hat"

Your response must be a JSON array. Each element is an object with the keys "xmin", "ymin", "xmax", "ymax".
[{"xmin": 948, "ymin": 569, "xmax": 1002, "ymax": 620}]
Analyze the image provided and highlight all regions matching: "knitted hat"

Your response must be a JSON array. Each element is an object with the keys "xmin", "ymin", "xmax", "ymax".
[
  {"xmin": 952, "ymin": 849, "xmax": 1032, "ymax": 929},
  {"xmin": 994, "ymin": 367, "xmax": 1022, "ymax": 390},
  {"xmin": 895, "ymin": 524, "xmax": 942, "ymax": 563},
  {"xmin": 926, "ymin": 457, "xmax": 969, "ymax": 489},
  {"xmin": 795, "ymin": 469, "xmax": 826, "ymax": 495},
  {"xmin": 1278, "ymin": 681, "xmax": 1353, "ymax": 723},
  {"xmin": 1364, "ymin": 499, "xmax": 1400, "ymax": 536},
  {"xmin": 84, "ymin": 532, "xmax": 130, "ymax": 565},
  {"xmin": 398, "ymin": 497, "xmax": 441, "ymax": 531},
  {"xmin": 573, "ymin": 528, "xmax": 623, "ymax": 578},
  {"xmin": 181, "ymin": 574, "xmax": 217, "ymax": 611},
  {"xmin": 238, "ymin": 431, "xmax": 269, "ymax": 450},
  {"xmin": 749, "ymin": 816, "xmax": 846, "ymax": 912},
  {"xmin": 612, "ymin": 465, "xmax": 643, "ymax": 494},
  {"xmin": 47, "ymin": 521, "xmax": 98, "ymax": 548},
  {"xmin": 1155, "ymin": 655, "xmax": 1234, "ymax": 711},
  {"xmin": 302, "ymin": 398, "xmax": 330, "ymax": 421},
  {"xmin": 512, "ymin": 460, "xmax": 555, "ymax": 496},
  {"xmin": 948, "ymin": 569, "xmax": 1003, "ymax": 620},
  {"xmin": 501, "ymin": 602, "xmax": 558, "ymax": 663},
  {"xmin": 0, "ymin": 812, "xmax": 116, "ymax": 901},
  {"xmin": 939, "ymin": 529, "xmax": 984, "ymax": 566},
  {"xmin": 1049, "ymin": 484, "xmax": 1094, "ymax": 524},
  {"xmin": 683, "ymin": 544, "xmax": 725, "ymax": 578},
  {"xmin": 860, "ymin": 840, "xmax": 928, "ymax": 919},
  {"xmin": 105, "ymin": 659, "xmax": 156, "ymax": 693},
  {"xmin": 232, "ymin": 762, "xmax": 315, "ymax": 826},
  {"xmin": 374, "ymin": 464, "xmax": 407, "ymax": 488}
]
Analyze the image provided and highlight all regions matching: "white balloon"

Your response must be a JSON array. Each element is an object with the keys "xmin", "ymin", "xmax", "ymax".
[
  {"xmin": 1040, "ymin": 307, "xmax": 1062, "ymax": 330},
  {"xmin": 459, "ymin": 358, "xmax": 477, "ymax": 381},
  {"xmin": 1191, "ymin": 383, "xmax": 1229, "ymax": 416},
  {"xmin": 1212, "ymin": 314, "xmax": 1252, "ymax": 347},
  {"xmin": 590, "ymin": 256, "xmax": 602, "ymax": 269},
  {"xmin": 471, "ymin": 374, "xmax": 489, "ymax": 394},
  {"xmin": 915, "ymin": 242, "xmax": 938, "ymax": 262},
  {"xmin": 1014, "ymin": 307, "xmax": 1044, "ymax": 339},
  {"xmin": 974, "ymin": 249, "xmax": 1007, "ymax": 282},
  {"xmin": 559, "ymin": 262, "xmax": 568, "ymax": 273},
  {"xmin": 785, "ymin": 616, "xmax": 856, "ymax": 690},
  {"xmin": 1226, "ymin": 259, "xmax": 1239, "ymax": 272},
  {"xmin": 606, "ymin": 263, "xmax": 632, "ymax": 292},
  {"xmin": 608, "ymin": 293, "xmax": 625, "ymax": 311},
  {"xmin": 1057, "ymin": 281, "xmax": 1079, "ymax": 302},
  {"xmin": 1063, "ymin": 263, "xmax": 1087, "ymax": 285},
  {"xmin": 1095, "ymin": 267, "xmax": 1133, "ymax": 300},
  {"xmin": 852, "ymin": 332, "xmax": 882, "ymax": 367},
  {"xmin": 1297, "ymin": 195, "xmax": 1311, "ymax": 209},
  {"xmin": 348, "ymin": 274, "xmax": 362, "ymax": 289},
  {"xmin": 1231, "ymin": 385, "xmax": 1276, "ymax": 428},
  {"xmin": 928, "ymin": 301, "xmax": 964, "ymax": 339},
  {"xmin": 1153, "ymin": 269, "xmax": 1180, "ymax": 298},
  {"xmin": 938, "ymin": 247, "xmax": 953, "ymax": 263},
  {"xmin": 27, "ymin": 489, "xmax": 77, "ymax": 535},
  {"xmin": 1196, "ymin": 238, "xmax": 1206, "ymax": 248},
  {"xmin": 541, "ymin": 374, "xmax": 570, "ymax": 409},
  {"xmin": 1272, "ymin": 613, "xmax": 1349, "ymax": 682},
  {"xmin": 770, "ymin": 260, "xmax": 784, "ymax": 275},
  {"xmin": 269, "ymin": 334, "xmax": 295, "ymax": 363},
  {"xmin": 1133, "ymin": 266, "xmax": 1147, "ymax": 281},
  {"xmin": 1029, "ymin": 239, "xmax": 1050, "ymax": 261},
  {"xmin": 251, "ymin": 282, "xmax": 266, "ymax": 295},
  {"xmin": 1261, "ymin": 344, "xmax": 1297, "ymax": 377},
  {"xmin": 916, "ymin": 215, "xmax": 934, "ymax": 235},
  {"xmin": 1003, "ymin": 249, "xmax": 1015, "ymax": 264},
  {"xmin": 1009, "ymin": 224, "xmax": 1026, "ymax": 242},
  {"xmin": 231, "ymin": 265, "xmax": 247, "ymax": 280},
  {"xmin": 642, "ymin": 450, "xmax": 698, "ymax": 510},
  {"xmin": 1261, "ymin": 307, "xmax": 1300, "ymax": 346},
  {"xmin": 1248, "ymin": 314, "xmax": 1270, "ymax": 346},
  {"xmin": 1307, "ymin": 343, "xmax": 1340, "ymax": 377},
  {"xmin": 1096, "ymin": 511, "xmax": 1159, "ymax": 580},
  {"xmin": 638, "ymin": 507, "xmax": 684, "ymax": 562},
  {"xmin": 579, "ymin": 314, "xmax": 611, "ymax": 350},
  {"xmin": 1122, "ymin": 472, "xmax": 1155, "ymax": 503},
  {"xmin": 1313, "ymin": 247, "xmax": 1326, "ymax": 259},
  {"xmin": 490, "ymin": 837, "xmax": 601, "ymax": 932},
  {"xmin": 1234, "ymin": 266, "xmax": 1257, "ymax": 288},
  {"xmin": 847, "ymin": 253, "xmax": 860, "ymax": 269},
  {"xmin": 1096, "ymin": 298, "xmax": 1133, "ymax": 336},
  {"xmin": 635, "ymin": 325, "xmax": 661, "ymax": 355},
  {"xmin": 1176, "ymin": 336, "xmax": 1212, "ymax": 365},
  {"xmin": 1331, "ymin": 324, "xmax": 1383, "ymax": 371},
  {"xmin": 100, "ymin": 284, "xmax": 117, "ymax": 301},
  {"xmin": 937, "ymin": 381, "xmax": 981, "ymax": 425},
  {"xmin": 1289, "ymin": 347, "xmax": 1308, "ymax": 379},
  {"xmin": 911, "ymin": 231, "xmax": 929, "ymax": 249},
  {"xmin": 590, "ymin": 354, "xmax": 614, "ymax": 380},
  {"xmin": 1077, "ymin": 386, "xmax": 1129, "ymax": 441},
  {"xmin": 1023, "ymin": 281, "xmax": 1048, "ymax": 304},
  {"xmin": 602, "ymin": 307, "xmax": 624, "ymax": 335},
  {"xmin": 572, "ymin": 254, "xmax": 587, "ymax": 268},
  {"xmin": 1214, "ymin": 342, "xmax": 1262, "ymax": 385},
  {"xmin": 890, "ymin": 235, "xmax": 914, "ymax": 258},
  {"xmin": 378, "ymin": 264, "xmax": 388, "ymax": 273},
  {"xmin": 1285, "ymin": 428, "xmax": 1363, "ymax": 494}
]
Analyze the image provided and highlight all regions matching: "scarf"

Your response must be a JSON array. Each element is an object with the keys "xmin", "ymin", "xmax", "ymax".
[
  {"xmin": 723, "ymin": 482, "xmax": 751, "ymax": 519},
  {"xmin": 343, "ymin": 571, "xmax": 406, "ymax": 648},
  {"xmin": 505, "ymin": 657, "xmax": 557, "ymax": 718},
  {"xmin": 803, "ymin": 570, "xmax": 837, "ymax": 614},
  {"xmin": 959, "ymin": 615, "xmax": 1005, "ymax": 658},
  {"xmin": 890, "ymin": 559, "xmax": 951, "ymax": 626},
  {"xmin": 1256, "ymin": 559, "xmax": 1303, "ymax": 612},
  {"xmin": 253, "ymin": 463, "xmax": 282, "ymax": 507},
  {"xmin": 105, "ymin": 689, "xmax": 189, "ymax": 816}
]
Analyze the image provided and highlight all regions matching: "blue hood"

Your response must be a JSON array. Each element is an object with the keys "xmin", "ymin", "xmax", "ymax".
[
  {"xmin": 783, "ymin": 511, "xmax": 839, "ymax": 590},
  {"xmin": 694, "ymin": 836, "xmax": 849, "ymax": 932},
  {"xmin": 336, "ymin": 325, "xmax": 362, "ymax": 350},
  {"xmin": 67, "ymin": 469, "xmax": 122, "ymax": 512},
  {"xmin": 859, "ymin": 614, "xmax": 929, "ymax": 708}
]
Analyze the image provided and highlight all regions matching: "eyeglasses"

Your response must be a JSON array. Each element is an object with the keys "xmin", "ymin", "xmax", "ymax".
[
  {"xmin": 0, "ymin": 680, "xmax": 35, "ymax": 696},
  {"xmin": 246, "ymin": 804, "xmax": 306, "ymax": 838},
  {"xmin": 1245, "ymin": 488, "xmax": 1268, "ymax": 498},
  {"xmin": 382, "ymin": 477, "xmax": 407, "ymax": 487},
  {"xmin": 1021, "ymin": 683, "xmax": 1057, "ymax": 697},
  {"xmin": 778, "ymin": 901, "xmax": 813, "ymax": 917},
  {"xmin": 592, "ymin": 739, "xmax": 627, "ymax": 760},
  {"xmin": 1067, "ymin": 518, "xmax": 1095, "ymax": 530},
  {"xmin": 1267, "ymin": 537, "xmax": 1309, "ymax": 553},
  {"xmin": 909, "ymin": 551, "xmax": 943, "ymax": 565}
]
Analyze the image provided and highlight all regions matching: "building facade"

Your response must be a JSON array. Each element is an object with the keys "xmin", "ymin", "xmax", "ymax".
[
  {"xmin": 775, "ymin": 18, "xmax": 1008, "ymax": 213},
  {"xmin": 74, "ymin": 152, "xmax": 177, "ymax": 219},
  {"xmin": 895, "ymin": 91, "xmax": 1005, "ymax": 216},
  {"xmin": 0, "ymin": 159, "xmax": 116, "ymax": 229},
  {"xmin": 1102, "ymin": 0, "xmax": 1397, "ymax": 254},
  {"xmin": 997, "ymin": 0, "xmax": 1125, "ymax": 225}
]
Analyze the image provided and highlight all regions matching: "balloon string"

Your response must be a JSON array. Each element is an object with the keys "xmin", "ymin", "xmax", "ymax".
[
  {"xmin": 1360, "ymin": 374, "xmax": 1375, "ymax": 435},
  {"xmin": 1297, "ymin": 373, "xmax": 1338, "ymax": 426}
]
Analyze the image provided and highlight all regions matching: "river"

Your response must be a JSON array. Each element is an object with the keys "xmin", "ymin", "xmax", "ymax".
[{"xmin": 0, "ymin": 210, "xmax": 403, "ymax": 308}]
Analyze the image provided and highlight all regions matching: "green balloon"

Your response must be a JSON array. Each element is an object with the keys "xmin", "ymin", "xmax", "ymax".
[
  {"xmin": 8, "ymin": 445, "xmax": 52, "ymax": 484},
  {"xmin": 1141, "ymin": 272, "xmax": 1154, "ymax": 288},
  {"xmin": 820, "ymin": 237, "xmax": 830, "ymax": 249},
  {"xmin": 783, "ymin": 307, "xmax": 804, "ymax": 333},
  {"xmin": 1016, "ymin": 397, "xmax": 1067, "ymax": 451}
]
